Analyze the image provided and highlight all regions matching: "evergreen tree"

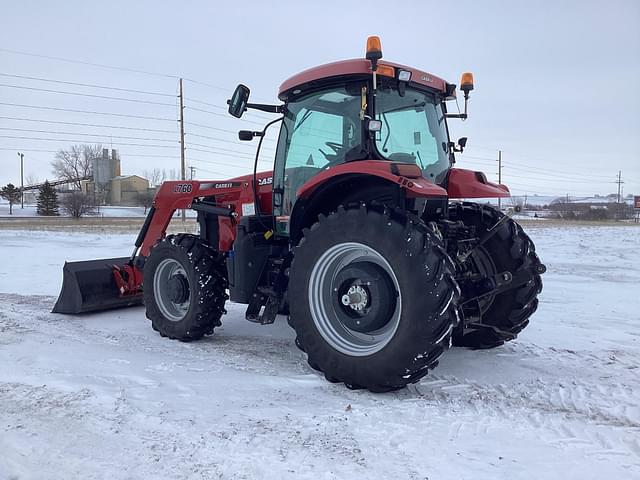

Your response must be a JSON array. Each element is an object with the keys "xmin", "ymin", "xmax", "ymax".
[
  {"xmin": 37, "ymin": 181, "xmax": 60, "ymax": 216},
  {"xmin": 0, "ymin": 183, "xmax": 21, "ymax": 215}
]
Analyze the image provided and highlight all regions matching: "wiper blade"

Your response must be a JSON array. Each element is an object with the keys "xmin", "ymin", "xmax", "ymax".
[
  {"xmin": 293, "ymin": 110, "xmax": 313, "ymax": 134},
  {"xmin": 381, "ymin": 101, "xmax": 427, "ymax": 115}
]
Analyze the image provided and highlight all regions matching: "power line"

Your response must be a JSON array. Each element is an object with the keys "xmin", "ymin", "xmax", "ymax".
[
  {"xmin": 0, "ymin": 147, "xmax": 58, "ymax": 153},
  {"xmin": 184, "ymin": 105, "xmax": 265, "ymax": 126},
  {"xmin": 503, "ymin": 172, "xmax": 597, "ymax": 185},
  {"xmin": 0, "ymin": 48, "xmax": 275, "ymax": 105},
  {"xmin": 504, "ymin": 160, "xmax": 604, "ymax": 180},
  {"xmin": 0, "ymin": 102, "xmax": 177, "ymax": 121},
  {"xmin": 0, "ymin": 116, "xmax": 176, "ymax": 134},
  {"xmin": 0, "ymin": 83, "xmax": 176, "ymax": 106},
  {"xmin": 0, "ymin": 127, "xmax": 176, "ymax": 143},
  {"xmin": 186, "ymin": 146, "xmax": 272, "ymax": 164},
  {"xmin": 190, "ymin": 165, "xmax": 229, "ymax": 177},
  {"xmin": 184, "ymin": 120, "xmax": 237, "ymax": 134},
  {"xmin": 0, "ymin": 134, "xmax": 179, "ymax": 149},
  {"xmin": 0, "ymin": 72, "xmax": 175, "ymax": 97},
  {"xmin": 464, "ymin": 150, "xmax": 607, "ymax": 181},
  {"xmin": 183, "ymin": 121, "xmax": 277, "ymax": 144},
  {"xmin": 185, "ymin": 142, "xmax": 271, "ymax": 161},
  {"xmin": 189, "ymin": 156, "xmax": 248, "ymax": 171},
  {"xmin": 185, "ymin": 131, "xmax": 275, "ymax": 151},
  {"xmin": 0, "ymin": 47, "xmax": 179, "ymax": 79},
  {"xmin": 186, "ymin": 96, "xmax": 274, "ymax": 120}
]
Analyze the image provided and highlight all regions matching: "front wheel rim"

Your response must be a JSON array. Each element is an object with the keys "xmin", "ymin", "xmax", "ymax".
[
  {"xmin": 307, "ymin": 242, "xmax": 401, "ymax": 356},
  {"xmin": 153, "ymin": 258, "xmax": 191, "ymax": 322}
]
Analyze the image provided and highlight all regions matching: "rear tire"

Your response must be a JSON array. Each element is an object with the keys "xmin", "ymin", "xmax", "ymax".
[
  {"xmin": 143, "ymin": 234, "xmax": 228, "ymax": 341},
  {"xmin": 288, "ymin": 204, "xmax": 460, "ymax": 392},
  {"xmin": 450, "ymin": 202, "xmax": 543, "ymax": 349}
]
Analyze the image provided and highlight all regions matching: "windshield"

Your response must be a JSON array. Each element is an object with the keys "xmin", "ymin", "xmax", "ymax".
[{"xmin": 375, "ymin": 87, "xmax": 450, "ymax": 183}]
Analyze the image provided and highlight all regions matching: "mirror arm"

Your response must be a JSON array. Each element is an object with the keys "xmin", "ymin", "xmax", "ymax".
[
  {"xmin": 446, "ymin": 91, "xmax": 470, "ymax": 120},
  {"xmin": 246, "ymin": 103, "xmax": 285, "ymax": 114}
]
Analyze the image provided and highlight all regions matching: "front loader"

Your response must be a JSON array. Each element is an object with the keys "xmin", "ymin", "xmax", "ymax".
[{"xmin": 54, "ymin": 37, "xmax": 545, "ymax": 392}]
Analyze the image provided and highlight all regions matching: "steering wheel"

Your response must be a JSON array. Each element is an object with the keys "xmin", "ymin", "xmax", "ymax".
[
  {"xmin": 318, "ymin": 141, "xmax": 343, "ymax": 160},
  {"xmin": 318, "ymin": 141, "xmax": 344, "ymax": 170}
]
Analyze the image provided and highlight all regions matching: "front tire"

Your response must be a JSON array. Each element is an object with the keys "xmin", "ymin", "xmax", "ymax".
[
  {"xmin": 288, "ymin": 205, "xmax": 460, "ymax": 392},
  {"xmin": 143, "ymin": 234, "xmax": 228, "ymax": 341}
]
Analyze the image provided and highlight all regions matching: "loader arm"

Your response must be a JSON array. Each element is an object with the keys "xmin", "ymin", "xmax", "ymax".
[{"xmin": 53, "ymin": 175, "xmax": 274, "ymax": 314}]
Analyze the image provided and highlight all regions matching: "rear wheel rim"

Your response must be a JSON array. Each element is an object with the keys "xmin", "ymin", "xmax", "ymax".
[
  {"xmin": 308, "ymin": 242, "xmax": 401, "ymax": 356},
  {"xmin": 153, "ymin": 258, "xmax": 191, "ymax": 322}
]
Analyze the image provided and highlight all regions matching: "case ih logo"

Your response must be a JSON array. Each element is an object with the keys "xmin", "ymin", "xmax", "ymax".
[{"xmin": 214, "ymin": 183, "xmax": 235, "ymax": 189}]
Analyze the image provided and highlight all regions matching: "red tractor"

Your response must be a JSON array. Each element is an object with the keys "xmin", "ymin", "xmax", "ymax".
[{"xmin": 54, "ymin": 37, "xmax": 545, "ymax": 392}]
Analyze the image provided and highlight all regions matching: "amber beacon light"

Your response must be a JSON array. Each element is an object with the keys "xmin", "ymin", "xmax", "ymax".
[{"xmin": 460, "ymin": 72, "xmax": 474, "ymax": 96}]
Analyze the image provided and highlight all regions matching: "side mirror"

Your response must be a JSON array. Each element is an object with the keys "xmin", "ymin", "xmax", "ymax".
[
  {"xmin": 458, "ymin": 137, "xmax": 468, "ymax": 149},
  {"xmin": 228, "ymin": 84, "xmax": 250, "ymax": 118}
]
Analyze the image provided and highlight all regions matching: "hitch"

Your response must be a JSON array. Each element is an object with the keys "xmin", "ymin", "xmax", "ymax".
[
  {"xmin": 460, "ymin": 263, "xmax": 545, "ymax": 306},
  {"xmin": 458, "ymin": 270, "xmax": 512, "ymax": 305},
  {"xmin": 457, "ymin": 208, "xmax": 518, "ymax": 264}
]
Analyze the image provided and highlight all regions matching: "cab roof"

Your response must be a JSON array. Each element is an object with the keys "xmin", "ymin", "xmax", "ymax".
[{"xmin": 278, "ymin": 58, "xmax": 449, "ymax": 99}]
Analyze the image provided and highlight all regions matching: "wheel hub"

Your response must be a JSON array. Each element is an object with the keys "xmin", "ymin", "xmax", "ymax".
[
  {"xmin": 167, "ymin": 273, "xmax": 189, "ymax": 304},
  {"xmin": 341, "ymin": 285, "xmax": 369, "ymax": 311}
]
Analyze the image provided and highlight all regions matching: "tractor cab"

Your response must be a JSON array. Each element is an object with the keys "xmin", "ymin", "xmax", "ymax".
[
  {"xmin": 228, "ymin": 36, "xmax": 474, "ymax": 236},
  {"xmin": 273, "ymin": 80, "xmax": 452, "ymax": 218}
]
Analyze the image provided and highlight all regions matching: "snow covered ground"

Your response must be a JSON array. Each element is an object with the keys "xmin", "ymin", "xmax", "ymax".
[
  {"xmin": 0, "ymin": 203, "xmax": 198, "ymax": 219},
  {"xmin": 0, "ymin": 203, "xmax": 148, "ymax": 218},
  {"xmin": 0, "ymin": 224, "xmax": 639, "ymax": 479}
]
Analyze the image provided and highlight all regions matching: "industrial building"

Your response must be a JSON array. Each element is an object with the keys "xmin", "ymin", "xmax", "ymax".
[{"xmin": 81, "ymin": 149, "xmax": 152, "ymax": 206}]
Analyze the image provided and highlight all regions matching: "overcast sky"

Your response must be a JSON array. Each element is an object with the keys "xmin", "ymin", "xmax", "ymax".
[{"xmin": 1, "ymin": 0, "xmax": 638, "ymax": 197}]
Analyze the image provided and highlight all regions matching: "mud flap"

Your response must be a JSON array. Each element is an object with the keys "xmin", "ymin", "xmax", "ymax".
[{"xmin": 52, "ymin": 257, "xmax": 143, "ymax": 314}]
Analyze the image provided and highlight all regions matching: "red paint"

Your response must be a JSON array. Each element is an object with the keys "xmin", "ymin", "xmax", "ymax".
[
  {"xmin": 296, "ymin": 160, "xmax": 448, "ymax": 199},
  {"xmin": 140, "ymin": 171, "xmax": 274, "ymax": 257},
  {"xmin": 112, "ymin": 263, "xmax": 143, "ymax": 297},
  {"xmin": 447, "ymin": 168, "xmax": 510, "ymax": 199},
  {"xmin": 278, "ymin": 59, "xmax": 448, "ymax": 97}
]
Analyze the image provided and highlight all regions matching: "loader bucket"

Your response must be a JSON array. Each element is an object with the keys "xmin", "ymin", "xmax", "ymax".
[{"xmin": 52, "ymin": 257, "xmax": 143, "ymax": 314}]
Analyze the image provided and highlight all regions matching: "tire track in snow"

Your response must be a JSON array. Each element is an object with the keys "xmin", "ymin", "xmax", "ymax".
[
  {"xmin": 2, "ymin": 293, "xmax": 640, "ymax": 463},
  {"xmin": 407, "ymin": 371, "xmax": 640, "ymax": 458}
]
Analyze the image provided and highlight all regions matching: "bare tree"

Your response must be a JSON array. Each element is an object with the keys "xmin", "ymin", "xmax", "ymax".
[
  {"xmin": 51, "ymin": 144, "xmax": 102, "ymax": 189},
  {"xmin": 60, "ymin": 191, "xmax": 97, "ymax": 218},
  {"xmin": 25, "ymin": 173, "xmax": 40, "ymax": 186},
  {"xmin": 137, "ymin": 190, "xmax": 156, "ymax": 214},
  {"xmin": 143, "ymin": 168, "xmax": 166, "ymax": 187}
]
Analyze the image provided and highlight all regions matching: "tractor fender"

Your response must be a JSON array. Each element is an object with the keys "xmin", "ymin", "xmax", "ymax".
[
  {"xmin": 296, "ymin": 160, "xmax": 447, "ymax": 200},
  {"xmin": 446, "ymin": 168, "xmax": 510, "ymax": 198},
  {"xmin": 289, "ymin": 161, "xmax": 447, "ymax": 244}
]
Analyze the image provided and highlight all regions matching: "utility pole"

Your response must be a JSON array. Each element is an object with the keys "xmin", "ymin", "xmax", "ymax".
[
  {"xmin": 179, "ymin": 78, "xmax": 186, "ymax": 222},
  {"xmin": 189, "ymin": 166, "xmax": 196, "ymax": 180},
  {"xmin": 17, "ymin": 152, "xmax": 24, "ymax": 208},
  {"xmin": 497, "ymin": 150, "xmax": 503, "ymax": 210},
  {"xmin": 616, "ymin": 170, "xmax": 624, "ymax": 203}
]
